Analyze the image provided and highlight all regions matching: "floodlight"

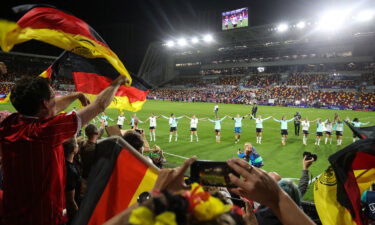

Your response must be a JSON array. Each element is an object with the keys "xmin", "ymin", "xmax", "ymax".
[
  {"xmin": 277, "ymin": 23, "xmax": 288, "ymax": 32},
  {"xmin": 177, "ymin": 38, "xmax": 187, "ymax": 46},
  {"xmin": 191, "ymin": 37, "xmax": 199, "ymax": 44},
  {"xmin": 356, "ymin": 10, "xmax": 375, "ymax": 22},
  {"xmin": 203, "ymin": 34, "xmax": 213, "ymax": 43},
  {"xmin": 257, "ymin": 67, "xmax": 265, "ymax": 72},
  {"xmin": 296, "ymin": 21, "xmax": 306, "ymax": 29},
  {"xmin": 318, "ymin": 10, "xmax": 349, "ymax": 30},
  {"xmin": 166, "ymin": 40, "xmax": 175, "ymax": 47}
]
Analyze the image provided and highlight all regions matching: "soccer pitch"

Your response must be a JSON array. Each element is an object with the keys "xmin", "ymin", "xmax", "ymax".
[{"xmin": 2, "ymin": 100, "xmax": 374, "ymax": 201}]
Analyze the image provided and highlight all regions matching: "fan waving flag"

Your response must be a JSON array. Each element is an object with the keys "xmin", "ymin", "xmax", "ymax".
[
  {"xmin": 345, "ymin": 121, "xmax": 375, "ymax": 140},
  {"xmin": 41, "ymin": 51, "xmax": 149, "ymax": 112},
  {"xmin": 73, "ymin": 136, "xmax": 159, "ymax": 225},
  {"xmin": 315, "ymin": 139, "xmax": 375, "ymax": 225},
  {"xmin": 0, "ymin": 4, "xmax": 132, "ymax": 84}
]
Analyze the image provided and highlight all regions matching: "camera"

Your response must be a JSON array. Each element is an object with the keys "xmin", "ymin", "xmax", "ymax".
[{"xmin": 303, "ymin": 151, "xmax": 317, "ymax": 161}]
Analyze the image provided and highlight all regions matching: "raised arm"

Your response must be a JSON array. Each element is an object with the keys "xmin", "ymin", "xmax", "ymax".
[
  {"xmin": 54, "ymin": 92, "xmax": 90, "ymax": 115},
  {"xmin": 161, "ymin": 115, "xmax": 169, "ymax": 120},
  {"xmin": 207, "ymin": 119, "xmax": 215, "ymax": 123},
  {"xmin": 263, "ymin": 116, "xmax": 272, "ymax": 121},
  {"xmin": 273, "ymin": 118, "xmax": 281, "ymax": 122},
  {"xmin": 77, "ymin": 76, "xmax": 127, "ymax": 126},
  {"xmin": 176, "ymin": 116, "xmax": 184, "ymax": 120},
  {"xmin": 198, "ymin": 117, "xmax": 207, "ymax": 120},
  {"xmin": 287, "ymin": 118, "xmax": 295, "ymax": 122},
  {"xmin": 108, "ymin": 117, "xmax": 114, "ymax": 122},
  {"xmin": 220, "ymin": 116, "xmax": 228, "ymax": 121},
  {"xmin": 361, "ymin": 121, "xmax": 370, "ymax": 126},
  {"xmin": 250, "ymin": 115, "xmax": 256, "ymax": 120}
]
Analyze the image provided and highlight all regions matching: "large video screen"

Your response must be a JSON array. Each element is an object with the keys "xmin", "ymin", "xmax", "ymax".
[{"xmin": 222, "ymin": 7, "xmax": 248, "ymax": 30}]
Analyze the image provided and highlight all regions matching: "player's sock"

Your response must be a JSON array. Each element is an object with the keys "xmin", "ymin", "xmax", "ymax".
[
  {"xmin": 169, "ymin": 134, "xmax": 172, "ymax": 143},
  {"xmin": 190, "ymin": 135, "xmax": 193, "ymax": 142},
  {"xmin": 256, "ymin": 136, "xmax": 259, "ymax": 143},
  {"xmin": 150, "ymin": 132, "xmax": 153, "ymax": 141},
  {"xmin": 317, "ymin": 139, "xmax": 321, "ymax": 145},
  {"xmin": 153, "ymin": 132, "xmax": 156, "ymax": 141},
  {"xmin": 325, "ymin": 137, "xmax": 328, "ymax": 144},
  {"xmin": 259, "ymin": 136, "xmax": 262, "ymax": 144},
  {"xmin": 195, "ymin": 134, "xmax": 199, "ymax": 142},
  {"xmin": 329, "ymin": 138, "xmax": 332, "ymax": 144},
  {"xmin": 175, "ymin": 134, "xmax": 178, "ymax": 141},
  {"xmin": 303, "ymin": 136, "xmax": 306, "ymax": 145}
]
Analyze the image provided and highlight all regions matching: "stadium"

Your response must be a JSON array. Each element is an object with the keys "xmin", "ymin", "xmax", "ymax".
[{"xmin": 0, "ymin": 1, "xmax": 374, "ymax": 225}]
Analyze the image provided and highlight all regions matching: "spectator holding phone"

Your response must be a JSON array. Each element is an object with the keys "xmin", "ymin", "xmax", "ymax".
[
  {"xmin": 298, "ymin": 155, "xmax": 315, "ymax": 197},
  {"xmin": 237, "ymin": 142, "xmax": 263, "ymax": 168}
]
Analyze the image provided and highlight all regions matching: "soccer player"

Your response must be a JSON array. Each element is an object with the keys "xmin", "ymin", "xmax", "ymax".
[
  {"xmin": 116, "ymin": 111, "xmax": 126, "ymax": 129},
  {"xmin": 273, "ymin": 116, "xmax": 294, "ymax": 146},
  {"xmin": 301, "ymin": 118, "xmax": 311, "ymax": 146},
  {"xmin": 207, "ymin": 116, "xmax": 227, "ymax": 143},
  {"xmin": 184, "ymin": 115, "xmax": 207, "ymax": 142},
  {"xmin": 99, "ymin": 112, "xmax": 114, "ymax": 127},
  {"xmin": 347, "ymin": 117, "xmax": 370, "ymax": 142},
  {"xmin": 162, "ymin": 114, "xmax": 184, "ymax": 142},
  {"xmin": 213, "ymin": 104, "xmax": 219, "ymax": 117},
  {"xmin": 251, "ymin": 115, "xmax": 272, "ymax": 144},
  {"xmin": 130, "ymin": 114, "xmax": 143, "ymax": 129},
  {"xmin": 228, "ymin": 114, "xmax": 248, "ymax": 143},
  {"xmin": 334, "ymin": 118, "xmax": 344, "ymax": 146},
  {"xmin": 324, "ymin": 119, "xmax": 333, "ymax": 144},
  {"xmin": 315, "ymin": 119, "xmax": 324, "ymax": 146},
  {"xmin": 144, "ymin": 113, "xmax": 160, "ymax": 142}
]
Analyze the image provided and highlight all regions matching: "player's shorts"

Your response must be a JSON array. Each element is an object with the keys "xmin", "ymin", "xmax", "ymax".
[
  {"xmin": 190, "ymin": 127, "xmax": 197, "ymax": 131},
  {"xmin": 336, "ymin": 131, "xmax": 343, "ymax": 136},
  {"xmin": 149, "ymin": 126, "xmax": 155, "ymax": 130},
  {"xmin": 325, "ymin": 131, "xmax": 332, "ymax": 135},
  {"xmin": 281, "ymin": 129, "xmax": 288, "ymax": 135},
  {"xmin": 303, "ymin": 130, "xmax": 309, "ymax": 135},
  {"xmin": 316, "ymin": 132, "xmax": 323, "ymax": 137},
  {"xmin": 256, "ymin": 128, "xmax": 262, "ymax": 133},
  {"xmin": 234, "ymin": 127, "xmax": 241, "ymax": 134},
  {"xmin": 215, "ymin": 129, "xmax": 221, "ymax": 133},
  {"xmin": 170, "ymin": 127, "xmax": 177, "ymax": 132},
  {"xmin": 118, "ymin": 125, "xmax": 122, "ymax": 129}
]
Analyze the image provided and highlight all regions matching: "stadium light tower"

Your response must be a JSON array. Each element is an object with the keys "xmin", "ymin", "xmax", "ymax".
[
  {"xmin": 166, "ymin": 40, "xmax": 175, "ymax": 47},
  {"xmin": 318, "ymin": 10, "xmax": 349, "ymax": 30},
  {"xmin": 296, "ymin": 21, "xmax": 306, "ymax": 29},
  {"xmin": 191, "ymin": 37, "xmax": 199, "ymax": 44},
  {"xmin": 203, "ymin": 34, "xmax": 213, "ymax": 43},
  {"xmin": 177, "ymin": 38, "xmax": 187, "ymax": 46},
  {"xmin": 356, "ymin": 10, "xmax": 375, "ymax": 22},
  {"xmin": 277, "ymin": 23, "xmax": 288, "ymax": 32}
]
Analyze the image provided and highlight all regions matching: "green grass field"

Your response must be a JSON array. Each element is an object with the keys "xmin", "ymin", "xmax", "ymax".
[
  {"xmin": 222, "ymin": 18, "xmax": 248, "ymax": 30},
  {"xmin": 2, "ymin": 100, "xmax": 374, "ymax": 201}
]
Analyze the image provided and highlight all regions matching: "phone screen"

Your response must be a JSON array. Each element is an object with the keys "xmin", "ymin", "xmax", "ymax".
[{"xmin": 190, "ymin": 160, "xmax": 239, "ymax": 188}]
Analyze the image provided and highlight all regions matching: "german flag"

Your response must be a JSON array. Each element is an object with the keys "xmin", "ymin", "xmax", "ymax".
[
  {"xmin": 72, "ymin": 136, "xmax": 159, "ymax": 225},
  {"xmin": 0, "ymin": 5, "xmax": 150, "ymax": 111},
  {"xmin": 345, "ymin": 121, "xmax": 375, "ymax": 140},
  {"xmin": 315, "ymin": 139, "xmax": 375, "ymax": 225},
  {"xmin": 42, "ymin": 51, "xmax": 150, "ymax": 112}
]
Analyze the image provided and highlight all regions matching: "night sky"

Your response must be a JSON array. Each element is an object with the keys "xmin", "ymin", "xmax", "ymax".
[{"xmin": 1, "ymin": 0, "xmax": 373, "ymax": 72}]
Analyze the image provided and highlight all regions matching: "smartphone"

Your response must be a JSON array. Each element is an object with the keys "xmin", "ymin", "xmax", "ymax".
[{"xmin": 190, "ymin": 160, "xmax": 239, "ymax": 188}]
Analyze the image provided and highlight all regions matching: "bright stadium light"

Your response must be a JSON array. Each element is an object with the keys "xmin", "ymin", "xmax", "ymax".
[
  {"xmin": 203, "ymin": 34, "xmax": 213, "ymax": 43},
  {"xmin": 318, "ymin": 10, "xmax": 349, "ymax": 30},
  {"xmin": 166, "ymin": 40, "xmax": 175, "ymax": 47},
  {"xmin": 296, "ymin": 21, "xmax": 306, "ymax": 29},
  {"xmin": 177, "ymin": 38, "xmax": 187, "ymax": 46},
  {"xmin": 356, "ymin": 10, "xmax": 375, "ymax": 22},
  {"xmin": 191, "ymin": 37, "xmax": 199, "ymax": 44},
  {"xmin": 277, "ymin": 23, "xmax": 288, "ymax": 32}
]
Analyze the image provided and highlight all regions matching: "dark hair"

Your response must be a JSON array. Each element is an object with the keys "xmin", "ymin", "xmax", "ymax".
[
  {"xmin": 122, "ymin": 130, "xmax": 144, "ymax": 152},
  {"xmin": 63, "ymin": 138, "xmax": 77, "ymax": 157},
  {"xmin": 10, "ymin": 76, "xmax": 52, "ymax": 116},
  {"xmin": 353, "ymin": 118, "xmax": 359, "ymax": 122}
]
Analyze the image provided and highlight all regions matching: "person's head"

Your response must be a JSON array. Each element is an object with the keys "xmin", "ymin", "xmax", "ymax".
[
  {"xmin": 257, "ymin": 115, "xmax": 262, "ymax": 119},
  {"xmin": 216, "ymin": 116, "xmax": 220, "ymax": 120},
  {"xmin": 353, "ymin": 118, "xmax": 359, "ymax": 122},
  {"xmin": 304, "ymin": 117, "xmax": 308, "ymax": 121},
  {"xmin": 101, "ymin": 112, "xmax": 106, "ymax": 116},
  {"xmin": 278, "ymin": 179, "xmax": 301, "ymax": 206},
  {"xmin": 63, "ymin": 137, "xmax": 79, "ymax": 157},
  {"xmin": 85, "ymin": 124, "xmax": 99, "ymax": 139},
  {"xmin": 123, "ymin": 130, "xmax": 144, "ymax": 153},
  {"xmin": 152, "ymin": 145, "xmax": 162, "ymax": 153},
  {"xmin": 10, "ymin": 76, "xmax": 55, "ymax": 117},
  {"xmin": 244, "ymin": 142, "xmax": 253, "ymax": 154},
  {"xmin": 151, "ymin": 113, "xmax": 155, "ymax": 116},
  {"xmin": 236, "ymin": 114, "xmax": 240, "ymax": 117},
  {"xmin": 282, "ymin": 115, "xmax": 286, "ymax": 120},
  {"xmin": 171, "ymin": 113, "xmax": 175, "ymax": 117},
  {"xmin": 192, "ymin": 115, "xmax": 196, "ymax": 118},
  {"xmin": 326, "ymin": 118, "xmax": 331, "ymax": 123},
  {"xmin": 120, "ymin": 111, "xmax": 124, "ymax": 116},
  {"xmin": 132, "ymin": 113, "xmax": 136, "ymax": 118}
]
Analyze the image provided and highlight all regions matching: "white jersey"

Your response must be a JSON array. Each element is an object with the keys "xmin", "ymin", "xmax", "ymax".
[
  {"xmin": 149, "ymin": 117, "xmax": 157, "ymax": 127},
  {"xmin": 325, "ymin": 123, "xmax": 333, "ymax": 132},
  {"xmin": 336, "ymin": 122, "xmax": 344, "ymax": 132},
  {"xmin": 302, "ymin": 121, "xmax": 310, "ymax": 131},
  {"xmin": 117, "ymin": 116, "xmax": 126, "ymax": 126},
  {"xmin": 214, "ymin": 105, "xmax": 219, "ymax": 111},
  {"xmin": 190, "ymin": 118, "xmax": 199, "ymax": 128}
]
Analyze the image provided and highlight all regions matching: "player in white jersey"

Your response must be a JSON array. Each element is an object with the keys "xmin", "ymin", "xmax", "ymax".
[
  {"xmin": 324, "ymin": 119, "xmax": 333, "ymax": 144},
  {"xmin": 161, "ymin": 113, "xmax": 185, "ymax": 142},
  {"xmin": 273, "ymin": 115, "xmax": 294, "ymax": 146},
  {"xmin": 228, "ymin": 114, "xmax": 249, "ymax": 143},
  {"xmin": 99, "ymin": 112, "xmax": 114, "ymax": 127},
  {"xmin": 251, "ymin": 115, "xmax": 272, "ymax": 144},
  {"xmin": 144, "ymin": 113, "xmax": 160, "ymax": 142},
  {"xmin": 185, "ymin": 115, "xmax": 207, "ymax": 142},
  {"xmin": 301, "ymin": 118, "xmax": 313, "ymax": 146},
  {"xmin": 334, "ymin": 118, "xmax": 344, "ymax": 146},
  {"xmin": 206, "ymin": 116, "xmax": 227, "ymax": 143},
  {"xmin": 315, "ymin": 119, "xmax": 325, "ymax": 146},
  {"xmin": 130, "ymin": 113, "xmax": 143, "ymax": 130},
  {"xmin": 116, "ymin": 111, "xmax": 127, "ymax": 129}
]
